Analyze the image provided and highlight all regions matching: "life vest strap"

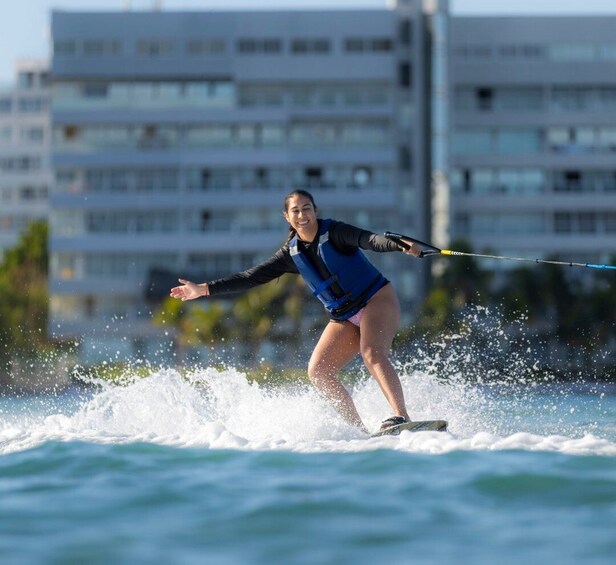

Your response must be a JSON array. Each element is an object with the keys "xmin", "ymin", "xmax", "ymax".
[{"xmin": 312, "ymin": 273, "xmax": 338, "ymax": 297}]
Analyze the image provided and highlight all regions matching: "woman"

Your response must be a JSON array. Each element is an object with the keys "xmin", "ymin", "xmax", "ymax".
[{"xmin": 170, "ymin": 190, "xmax": 420, "ymax": 433}]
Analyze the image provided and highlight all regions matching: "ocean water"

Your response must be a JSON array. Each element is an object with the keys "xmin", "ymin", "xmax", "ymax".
[{"xmin": 1, "ymin": 364, "xmax": 615, "ymax": 565}]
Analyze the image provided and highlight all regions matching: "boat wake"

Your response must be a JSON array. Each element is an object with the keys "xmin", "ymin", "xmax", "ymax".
[{"xmin": 1, "ymin": 364, "xmax": 614, "ymax": 457}]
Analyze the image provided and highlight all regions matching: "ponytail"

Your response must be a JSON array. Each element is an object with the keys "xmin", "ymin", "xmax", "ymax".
[{"xmin": 285, "ymin": 226, "xmax": 297, "ymax": 244}]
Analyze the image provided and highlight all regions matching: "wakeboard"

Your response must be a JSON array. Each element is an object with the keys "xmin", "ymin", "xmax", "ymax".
[{"xmin": 371, "ymin": 419, "xmax": 448, "ymax": 438}]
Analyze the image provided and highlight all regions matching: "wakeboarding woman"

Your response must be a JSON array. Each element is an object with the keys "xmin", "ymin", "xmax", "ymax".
[{"xmin": 170, "ymin": 190, "xmax": 420, "ymax": 433}]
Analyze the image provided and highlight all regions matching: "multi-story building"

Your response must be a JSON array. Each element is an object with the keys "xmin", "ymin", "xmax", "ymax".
[
  {"xmin": 449, "ymin": 15, "xmax": 616, "ymax": 274},
  {"xmin": 49, "ymin": 1, "xmax": 432, "ymax": 358},
  {"xmin": 0, "ymin": 61, "xmax": 50, "ymax": 260}
]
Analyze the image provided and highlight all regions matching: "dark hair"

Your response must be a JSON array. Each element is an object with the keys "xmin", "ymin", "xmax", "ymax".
[{"xmin": 283, "ymin": 190, "xmax": 317, "ymax": 242}]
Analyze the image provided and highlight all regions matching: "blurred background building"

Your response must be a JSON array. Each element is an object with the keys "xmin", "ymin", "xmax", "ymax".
[
  {"xmin": 0, "ymin": 0, "xmax": 601, "ymax": 361},
  {"xmin": 450, "ymin": 15, "xmax": 616, "ymax": 277},
  {"xmin": 48, "ymin": 1, "xmax": 432, "ymax": 359},
  {"xmin": 0, "ymin": 61, "xmax": 50, "ymax": 261}
]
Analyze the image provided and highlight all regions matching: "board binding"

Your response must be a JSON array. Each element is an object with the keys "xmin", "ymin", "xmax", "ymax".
[{"xmin": 371, "ymin": 419, "xmax": 448, "ymax": 438}]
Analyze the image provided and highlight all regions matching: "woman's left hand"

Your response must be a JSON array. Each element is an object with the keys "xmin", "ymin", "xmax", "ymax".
[{"xmin": 399, "ymin": 239, "xmax": 422, "ymax": 257}]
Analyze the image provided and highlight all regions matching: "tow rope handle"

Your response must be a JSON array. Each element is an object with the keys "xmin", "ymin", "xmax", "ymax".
[{"xmin": 384, "ymin": 232, "xmax": 442, "ymax": 258}]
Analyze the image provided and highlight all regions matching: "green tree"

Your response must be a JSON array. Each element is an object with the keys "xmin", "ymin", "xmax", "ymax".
[
  {"xmin": 440, "ymin": 240, "xmax": 492, "ymax": 306},
  {"xmin": 230, "ymin": 274, "xmax": 301, "ymax": 364},
  {"xmin": 154, "ymin": 274, "xmax": 308, "ymax": 366},
  {"xmin": 408, "ymin": 240, "xmax": 488, "ymax": 339},
  {"xmin": 154, "ymin": 296, "xmax": 230, "ymax": 348},
  {"xmin": 412, "ymin": 287, "xmax": 455, "ymax": 337},
  {"xmin": 0, "ymin": 221, "xmax": 49, "ymax": 365},
  {"xmin": 500, "ymin": 266, "xmax": 551, "ymax": 322}
]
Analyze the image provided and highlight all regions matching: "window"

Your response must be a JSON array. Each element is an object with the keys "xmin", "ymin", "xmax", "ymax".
[
  {"xmin": 454, "ymin": 45, "xmax": 492, "ymax": 59},
  {"xmin": 554, "ymin": 170, "xmax": 581, "ymax": 192},
  {"xmin": 599, "ymin": 44, "xmax": 616, "ymax": 60},
  {"xmin": 497, "ymin": 44, "xmax": 544, "ymax": 59},
  {"xmin": 185, "ymin": 125, "xmax": 233, "ymax": 146},
  {"xmin": 18, "ymin": 97, "xmax": 47, "ymax": 112},
  {"xmin": 20, "ymin": 127, "xmax": 44, "ymax": 143},
  {"xmin": 290, "ymin": 123, "xmax": 336, "ymax": 146},
  {"xmin": 64, "ymin": 125, "xmax": 79, "ymax": 141},
  {"xmin": 83, "ymin": 40, "xmax": 122, "ymax": 56},
  {"xmin": 604, "ymin": 212, "xmax": 616, "ymax": 233},
  {"xmin": 83, "ymin": 83, "xmax": 108, "ymax": 98},
  {"xmin": 372, "ymin": 39, "xmax": 393, "ymax": 52},
  {"xmin": 476, "ymin": 87, "xmax": 493, "ymax": 111},
  {"xmin": 598, "ymin": 128, "xmax": 616, "ymax": 151},
  {"xmin": 0, "ymin": 98, "xmax": 11, "ymax": 113},
  {"xmin": 237, "ymin": 38, "xmax": 282, "ymax": 54},
  {"xmin": 18, "ymin": 72, "xmax": 35, "ymax": 89},
  {"xmin": 578, "ymin": 212, "xmax": 597, "ymax": 233},
  {"xmin": 305, "ymin": 167, "xmax": 323, "ymax": 188},
  {"xmin": 554, "ymin": 212, "xmax": 573, "ymax": 233},
  {"xmin": 260, "ymin": 125, "xmax": 284, "ymax": 146},
  {"xmin": 457, "ymin": 87, "xmax": 543, "ymax": 112},
  {"xmin": 599, "ymin": 87, "xmax": 616, "ymax": 109},
  {"xmin": 496, "ymin": 129, "xmax": 541, "ymax": 154},
  {"xmin": 235, "ymin": 125, "xmax": 256, "ymax": 146},
  {"xmin": 239, "ymin": 86, "xmax": 283, "ymax": 107},
  {"xmin": 344, "ymin": 38, "xmax": 392, "ymax": 53},
  {"xmin": 291, "ymin": 39, "xmax": 330, "ymax": 54},
  {"xmin": 500, "ymin": 213, "xmax": 544, "ymax": 235},
  {"xmin": 345, "ymin": 38, "xmax": 364, "ymax": 52},
  {"xmin": 399, "ymin": 19, "xmax": 412, "ymax": 46},
  {"xmin": 351, "ymin": 166, "xmax": 372, "ymax": 188},
  {"xmin": 487, "ymin": 169, "xmax": 545, "ymax": 195},
  {"xmin": 551, "ymin": 87, "xmax": 593, "ymax": 112},
  {"xmin": 341, "ymin": 122, "xmax": 388, "ymax": 145},
  {"xmin": 554, "ymin": 212, "xmax": 599, "ymax": 234},
  {"xmin": 452, "ymin": 129, "xmax": 492, "ymax": 154},
  {"xmin": 0, "ymin": 156, "xmax": 41, "ymax": 172},
  {"xmin": 290, "ymin": 86, "xmax": 313, "ymax": 107},
  {"xmin": 399, "ymin": 63, "xmax": 411, "ymax": 88},
  {"xmin": 187, "ymin": 39, "xmax": 225, "ymax": 54},
  {"xmin": 237, "ymin": 39, "xmax": 257, "ymax": 53},
  {"xmin": 548, "ymin": 43, "xmax": 595, "ymax": 62},
  {"xmin": 342, "ymin": 86, "xmax": 362, "ymax": 106},
  {"xmin": 54, "ymin": 40, "xmax": 76, "ymax": 56},
  {"xmin": 188, "ymin": 253, "xmax": 232, "ymax": 276},
  {"xmin": 137, "ymin": 40, "xmax": 175, "ymax": 56},
  {"xmin": 399, "ymin": 145, "xmax": 412, "ymax": 172},
  {"xmin": 497, "ymin": 87, "xmax": 543, "ymax": 111},
  {"xmin": 19, "ymin": 186, "xmax": 37, "ymax": 201},
  {"xmin": 262, "ymin": 39, "xmax": 282, "ymax": 53}
]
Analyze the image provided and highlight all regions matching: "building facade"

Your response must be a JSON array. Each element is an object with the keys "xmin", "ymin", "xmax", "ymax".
[
  {"xmin": 0, "ymin": 61, "xmax": 50, "ymax": 260},
  {"xmin": 49, "ymin": 2, "xmax": 432, "ymax": 357},
  {"xmin": 449, "ymin": 16, "xmax": 616, "ymax": 272}
]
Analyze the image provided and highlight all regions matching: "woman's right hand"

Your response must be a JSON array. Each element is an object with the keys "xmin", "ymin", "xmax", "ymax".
[{"xmin": 170, "ymin": 279, "xmax": 209, "ymax": 301}]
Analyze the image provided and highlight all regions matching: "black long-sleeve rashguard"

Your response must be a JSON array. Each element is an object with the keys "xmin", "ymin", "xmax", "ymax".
[{"xmin": 207, "ymin": 219, "xmax": 400, "ymax": 297}]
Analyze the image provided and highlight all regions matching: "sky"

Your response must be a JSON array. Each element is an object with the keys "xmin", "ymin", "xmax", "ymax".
[{"xmin": 3, "ymin": 0, "xmax": 616, "ymax": 85}]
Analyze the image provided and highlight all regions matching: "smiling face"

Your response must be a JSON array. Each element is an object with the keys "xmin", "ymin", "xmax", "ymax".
[{"xmin": 283, "ymin": 192, "xmax": 318, "ymax": 242}]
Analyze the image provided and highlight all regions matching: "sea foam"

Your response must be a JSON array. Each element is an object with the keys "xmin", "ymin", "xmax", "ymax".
[{"xmin": 1, "ymin": 363, "xmax": 614, "ymax": 457}]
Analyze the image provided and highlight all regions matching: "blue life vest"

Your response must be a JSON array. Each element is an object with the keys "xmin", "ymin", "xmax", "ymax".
[{"xmin": 289, "ymin": 219, "xmax": 386, "ymax": 320}]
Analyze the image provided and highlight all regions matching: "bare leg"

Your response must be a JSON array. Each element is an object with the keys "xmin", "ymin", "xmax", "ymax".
[
  {"xmin": 359, "ymin": 284, "xmax": 410, "ymax": 420},
  {"xmin": 308, "ymin": 321, "xmax": 365, "ymax": 429}
]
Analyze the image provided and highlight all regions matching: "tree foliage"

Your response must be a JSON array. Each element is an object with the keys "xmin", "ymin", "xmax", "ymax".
[
  {"xmin": 154, "ymin": 274, "xmax": 309, "ymax": 365},
  {"xmin": 412, "ymin": 242, "xmax": 615, "ymax": 359},
  {"xmin": 0, "ymin": 221, "xmax": 50, "ymax": 363}
]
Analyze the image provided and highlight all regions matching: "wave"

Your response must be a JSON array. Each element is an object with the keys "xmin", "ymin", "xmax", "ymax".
[{"xmin": 1, "ymin": 365, "xmax": 615, "ymax": 457}]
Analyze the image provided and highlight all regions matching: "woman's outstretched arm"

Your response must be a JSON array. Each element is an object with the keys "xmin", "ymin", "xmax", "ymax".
[{"xmin": 169, "ymin": 248, "xmax": 298, "ymax": 301}]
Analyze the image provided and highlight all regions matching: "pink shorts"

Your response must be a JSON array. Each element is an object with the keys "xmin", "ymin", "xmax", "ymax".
[{"xmin": 347, "ymin": 308, "xmax": 365, "ymax": 327}]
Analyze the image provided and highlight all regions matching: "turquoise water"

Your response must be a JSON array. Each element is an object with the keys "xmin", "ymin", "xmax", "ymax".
[{"xmin": 1, "ymin": 367, "xmax": 615, "ymax": 564}]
